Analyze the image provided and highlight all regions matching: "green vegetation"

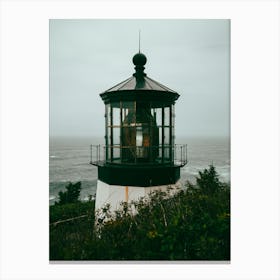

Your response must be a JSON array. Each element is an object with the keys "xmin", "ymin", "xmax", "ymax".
[
  {"xmin": 55, "ymin": 181, "xmax": 82, "ymax": 205},
  {"xmin": 49, "ymin": 165, "xmax": 230, "ymax": 260}
]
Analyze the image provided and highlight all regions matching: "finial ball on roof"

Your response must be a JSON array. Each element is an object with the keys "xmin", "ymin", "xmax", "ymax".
[{"xmin": 132, "ymin": 53, "xmax": 147, "ymax": 66}]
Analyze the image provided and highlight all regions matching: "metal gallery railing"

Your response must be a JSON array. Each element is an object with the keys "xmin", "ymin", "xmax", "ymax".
[{"xmin": 90, "ymin": 144, "xmax": 187, "ymax": 167}]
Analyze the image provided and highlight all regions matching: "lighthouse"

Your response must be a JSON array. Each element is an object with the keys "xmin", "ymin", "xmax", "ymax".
[{"xmin": 90, "ymin": 50, "xmax": 187, "ymax": 213}]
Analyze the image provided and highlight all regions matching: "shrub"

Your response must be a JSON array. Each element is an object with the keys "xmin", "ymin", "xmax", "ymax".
[
  {"xmin": 56, "ymin": 181, "xmax": 81, "ymax": 205},
  {"xmin": 49, "ymin": 166, "xmax": 230, "ymax": 260}
]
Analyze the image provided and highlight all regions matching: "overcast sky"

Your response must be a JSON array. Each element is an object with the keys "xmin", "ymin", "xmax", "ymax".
[{"xmin": 50, "ymin": 19, "xmax": 230, "ymax": 139}]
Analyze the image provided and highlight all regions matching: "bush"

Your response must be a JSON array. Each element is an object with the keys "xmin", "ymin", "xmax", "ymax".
[
  {"xmin": 56, "ymin": 182, "xmax": 81, "ymax": 205},
  {"xmin": 49, "ymin": 166, "xmax": 230, "ymax": 260},
  {"xmin": 49, "ymin": 199, "xmax": 95, "ymax": 260}
]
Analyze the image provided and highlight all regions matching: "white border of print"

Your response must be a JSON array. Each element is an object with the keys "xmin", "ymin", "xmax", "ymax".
[{"xmin": 0, "ymin": 0, "xmax": 279, "ymax": 280}]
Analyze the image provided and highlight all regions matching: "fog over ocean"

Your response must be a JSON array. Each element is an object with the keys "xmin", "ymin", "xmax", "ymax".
[{"xmin": 49, "ymin": 136, "xmax": 230, "ymax": 205}]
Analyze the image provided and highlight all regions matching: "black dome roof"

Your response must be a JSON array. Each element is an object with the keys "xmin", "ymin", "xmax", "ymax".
[{"xmin": 99, "ymin": 51, "xmax": 179, "ymax": 105}]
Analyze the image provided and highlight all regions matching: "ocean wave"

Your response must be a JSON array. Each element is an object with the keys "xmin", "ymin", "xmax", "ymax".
[{"xmin": 50, "ymin": 155, "xmax": 62, "ymax": 160}]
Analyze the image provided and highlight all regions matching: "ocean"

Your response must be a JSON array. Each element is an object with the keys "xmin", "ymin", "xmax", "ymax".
[{"xmin": 49, "ymin": 137, "xmax": 230, "ymax": 205}]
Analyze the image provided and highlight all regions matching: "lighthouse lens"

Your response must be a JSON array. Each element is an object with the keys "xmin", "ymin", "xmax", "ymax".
[{"xmin": 136, "ymin": 127, "xmax": 143, "ymax": 147}]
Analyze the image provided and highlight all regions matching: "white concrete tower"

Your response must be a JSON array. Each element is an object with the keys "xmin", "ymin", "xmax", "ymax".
[{"xmin": 90, "ymin": 51, "xmax": 187, "ymax": 213}]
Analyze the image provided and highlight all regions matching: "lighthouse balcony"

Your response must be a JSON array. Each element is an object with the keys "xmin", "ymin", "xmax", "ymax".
[
  {"xmin": 90, "ymin": 144, "xmax": 187, "ymax": 187},
  {"xmin": 90, "ymin": 144, "xmax": 187, "ymax": 167}
]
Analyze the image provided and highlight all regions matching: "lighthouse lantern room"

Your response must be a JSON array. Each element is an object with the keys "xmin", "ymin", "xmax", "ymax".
[{"xmin": 91, "ymin": 51, "xmax": 187, "ymax": 212}]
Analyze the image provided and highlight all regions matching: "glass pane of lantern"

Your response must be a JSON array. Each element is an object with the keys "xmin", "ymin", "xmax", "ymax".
[
  {"xmin": 158, "ymin": 126, "xmax": 163, "ymax": 145},
  {"xmin": 170, "ymin": 145, "xmax": 174, "ymax": 162},
  {"xmin": 122, "ymin": 126, "xmax": 135, "ymax": 146},
  {"xmin": 171, "ymin": 105, "xmax": 175, "ymax": 127},
  {"xmin": 113, "ymin": 127, "xmax": 120, "ymax": 145},
  {"xmin": 113, "ymin": 146, "xmax": 120, "ymax": 160},
  {"xmin": 122, "ymin": 108, "xmax": 128, "ymax": 123},
  {"xmin": 142, "ymin": 126, "xmax": 150, "ymax": 146},
  {"xmin": 105, "ymin": 123, "xmax": 108, "ymax": 147},
  {"xmin": 107, "ymin": 126, "xmax": 111, "ymax": 145},
  {"xmin": 122, "ymin": 101, "xmax": 135, "ymax": 126},
  {"xmin": 106, "ymin": 104, "xmax": 111, "ymax": 126},
  {"xmin": 154, "ymin": 108, "xmax": 162, "ymax": 127},
  {"xmin": 172, "ymin": 127, "xmax": 175, "ymax": 144},
  {"xmin": 107, "ymin": 146, "xmax": 111, "ymax": 161},
  {"xmin": 152, "ymin": 109, "xmax": 156, "ymax": 125},
  {"xmin": 164, "ymin": 146, "xmax": 170, "ymax": 160},
  {"xmin": 164, "ymin": 127, "xmax": 170, "ymax": 146},
  {"xmin": 121, "ymin": 133, "xmax": 136, "ymax": 163},
  {"xmin": 136, "ymin": 102, "xmax": 151, "ymax": 126},
  {"xmin": 113, "ymin": 108, "xmax": 120, "ymax": 126},
  {"xmin": 164, "ymin": 106, "xmax": 170, "ymax": 126},
  {"xmin": 112, "ymin": 102, "xmax": 120, "ymax": 126},
  {"xmin": 136, "ymin": 126, "xmax": 143, "ymax": 146}
]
